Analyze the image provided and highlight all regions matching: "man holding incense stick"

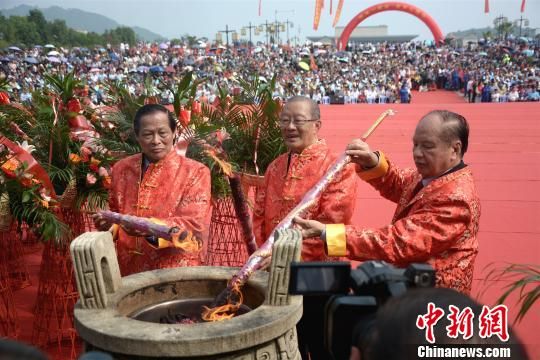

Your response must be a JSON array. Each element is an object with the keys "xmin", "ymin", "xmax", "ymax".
[
  {"xmin": 295, "ymin": 110, "xmax": 481, "ymax": 294},
  {"xmin": 253, "ymin": 96, "xmax": 358, "ymax": 261},
  {"xmin": 94, "ymin": 104, "xmax": 211, "ymax": 275}
]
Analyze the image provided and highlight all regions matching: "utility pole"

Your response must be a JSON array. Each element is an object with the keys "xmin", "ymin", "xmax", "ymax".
[
  {"xmin": 265, "ymin": 20, "xmax": 270, "ymax": 47},
  {"xmin": 244, "ymin": 22, "xmax": 257, "ymax": 53},
  {"xmin": 275, "ymin": 10, "xmax": 295, "ymax": 45},
  {"xmin": 283, "ymin": 19, "xmax": 294, "ymax": 45},
  {"xmin": 493, "ymin": 15, "xmax": 507, "ymax": 41},
  {"xmin": 219, "ymin": 25, "xmax": 236, "ymax": 48},
  {"xmin": 515, "ymin": 15, "xmax": 529, "ymax": 37},
  {"xmin": 274, "ymin": 10, "xmax": 279, "ymax": 45}
]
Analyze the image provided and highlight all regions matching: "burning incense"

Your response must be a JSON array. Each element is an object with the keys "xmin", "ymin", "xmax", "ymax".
[{"xmin": 97, "ymin": 210, "xmax": 201, "ymax": 251}]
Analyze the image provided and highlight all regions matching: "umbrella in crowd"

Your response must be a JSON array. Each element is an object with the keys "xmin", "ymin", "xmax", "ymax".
[
  {"xmin": 44, "ymin": 44, "xmax": 55, "ymax": 49},
  {"xmin": 8, "ymin": 46, "xmax": 22, "ymax": 52},
  {"xmin": 47, "ymin": 56, "xmax": 61, "ymax": 63},
  {"xmin": 159, "ymin": 43, "xmax": 169, "ymax": 50},
  {"xmin": 136, "ymin": 65, "xmax": 149, "ymax": 73},
  {"xmin": 24, "ymin": 57, "xmax": 39, "ymax": 64},
  {"xmin": 298, "ymin": 61, "xmax": 310, "ymax": 71},
  {"xmin": 0, "ymin": 56, "xmax": 16, "ymax": 62},
  {"xmin": 47, "ymin": 50, "xmax": 60, "ymax": 56},
  {"xmin": 149, "ymin": 65, "xmax": 165, "ymax": 73}
]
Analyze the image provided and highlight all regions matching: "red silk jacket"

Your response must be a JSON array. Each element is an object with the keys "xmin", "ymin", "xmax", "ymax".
[
  {"xmin": 326, "ymin": 153, "xmax": 481, "ymax": 294},
  {"xmin": 109, "ymin": 149, "xmax": 211, "ymax": 275}
]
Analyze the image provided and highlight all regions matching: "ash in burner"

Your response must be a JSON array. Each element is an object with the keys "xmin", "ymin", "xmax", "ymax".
[{"xmin": 130, "ymin": 298, "xmax": 251, "ymax": 324}]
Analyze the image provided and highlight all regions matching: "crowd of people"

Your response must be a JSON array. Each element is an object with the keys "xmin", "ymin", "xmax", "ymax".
[{"xmin": 1, "ymin": 38, "xmax": 538, "ymax": 106}]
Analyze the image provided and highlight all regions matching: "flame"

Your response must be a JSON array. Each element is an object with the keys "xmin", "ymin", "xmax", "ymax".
[
  {"xmin": 201, "ymin": 283, "xmax": 244, "ymax": 322},
  {"xmin": 171, "ymin": 230, "xmax": 202, "ymax": 253}
]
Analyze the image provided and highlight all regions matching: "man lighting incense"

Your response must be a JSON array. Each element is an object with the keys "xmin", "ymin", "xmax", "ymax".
[{"xmin": 295, "ymin": 110, "xmax": 481, "ymax": 295}]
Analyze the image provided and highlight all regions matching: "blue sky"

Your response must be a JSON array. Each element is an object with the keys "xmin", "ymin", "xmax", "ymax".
[{"xmin": 1, "ymin": 0, "xmax": 538, "ymax": 41}]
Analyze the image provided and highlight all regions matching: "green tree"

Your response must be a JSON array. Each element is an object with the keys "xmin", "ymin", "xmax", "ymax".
[{"xmin": 27, "ymin": 9, "xmax": 47, "ymax": 44}]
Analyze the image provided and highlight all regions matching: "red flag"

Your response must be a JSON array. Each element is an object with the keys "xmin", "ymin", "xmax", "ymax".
[
  {"xmin": 484, "ymin": 0, "xmax": 489, "ymax": 13},
  {"xmin": 521, "ymin": 0, "xmax": 526, "ymax": 12},
  {"xmin": 258, "ymin": 0, "xmax": 262, "ymax": 16},
  {"xmin": 333, "ymin": 0, "xmax": 345, "ymax": 27},
  {"xmin": 310, "ymin": 54, "xmax": 318, "ymax": 71},
  {"xmin": 313, "ymin": 0, "xmax": 324, "ymax": 30},
  {"xmin": 330, "ymin": 0, "xmax": 333, "ymax": 15}
]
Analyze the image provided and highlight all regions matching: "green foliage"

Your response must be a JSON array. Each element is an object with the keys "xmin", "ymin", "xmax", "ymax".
[
  {"xmin": 43, "ymin": 72, "xmax": 80, "ymax": 105},
  {"xmin": 1, "ymin": 178, "xmax": 71, "ymax": 245},
  {"xmin": 103, "ymin": 26, "xmax": 136, "ymax": 46},
  {"xmin": 481, "ymin": 263, "xmax": 540, "ymax": 323},
  {"xmin": 0, "ymin": 9, "xmax": 138, "ymax": 47},
  {"xmin": 224, "ymin": 74, "xmax": 286, "ymax": 175},
  {"xmin": 185, "ymin": 74, "xmax": 286, "ymax": 199},
  {"xmin": 169, "ymin": 72, "xmax": 204, "ymax": 117}
]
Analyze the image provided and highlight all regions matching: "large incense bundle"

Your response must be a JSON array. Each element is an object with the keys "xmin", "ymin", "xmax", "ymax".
[
  {"xmin": 228, "ymin": 173, "xmax": 258, "ymax": 255},
  {"xmin": 97, "ymin": 210, "xmax": 180, "ymax": 240},
  {"xmin": 212, "ymin": 110, "xmax": 395, "ymax": 306}
]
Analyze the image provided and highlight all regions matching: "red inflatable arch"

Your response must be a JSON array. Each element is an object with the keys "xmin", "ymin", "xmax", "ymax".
[{"xmin": 337, "ymin": 1, "xmax": 444, "ymax": 50}]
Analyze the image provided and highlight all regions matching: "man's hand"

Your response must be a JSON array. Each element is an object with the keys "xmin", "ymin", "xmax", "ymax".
[
  {"xmin": 293, "ymin": 216, "xmax": 325, "ymax": 239},
  {"xmin": 345, "ymin": 139, "xmax": 378, "ymax": 169},
  {"xmin": 92, "ymin": 212, "xmax": 113, "ymax": 231}
]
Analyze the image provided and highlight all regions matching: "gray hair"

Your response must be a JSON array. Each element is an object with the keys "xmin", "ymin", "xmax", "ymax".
[{"xmin": 285, "ymin": 96, "xmax": 321, "ymax": 120}]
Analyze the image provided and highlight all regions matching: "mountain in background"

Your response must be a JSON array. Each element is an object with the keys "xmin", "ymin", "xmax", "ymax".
[{"xmin": 0, "ymin": 5, "xmax": 166, "ymax": 42}]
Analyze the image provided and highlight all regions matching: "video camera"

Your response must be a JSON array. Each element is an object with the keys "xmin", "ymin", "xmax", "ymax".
[{"xmin": 289, "ymin": 260, "xmax": 436, "ymax": 360}]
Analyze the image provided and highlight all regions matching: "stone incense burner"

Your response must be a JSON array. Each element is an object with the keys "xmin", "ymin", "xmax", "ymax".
[{"xmin": 70, "ymin": 229, "xmax": 303, "ymax": 359}]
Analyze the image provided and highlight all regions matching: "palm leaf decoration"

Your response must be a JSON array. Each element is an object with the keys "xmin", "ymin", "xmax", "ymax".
[
  {"xmin": 94, "ymin": 107, "xmax": 141, "ymax": 159},
  {"xmin": 480, "ymin": 262, "xmax": 540, "ymax": 323},
  {"xmin": 184, "ymin": 74, "xmax": 286, "ymax": 198},
  {"xmin": 43, "ymin": 72, "xmax": 80, "ymax": 105},
  {"xmin": 222, "ymin": 74, "xmax": 286, "ymax": 175},
  {"xmin": 1, "ymin": 177, "xmax": 71, "ymax": 246}
]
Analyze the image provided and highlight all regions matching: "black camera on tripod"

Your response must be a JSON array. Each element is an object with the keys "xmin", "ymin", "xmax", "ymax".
[{"xmin": 289, "ymin": 260, "xmax": 436, "ymax": 360}]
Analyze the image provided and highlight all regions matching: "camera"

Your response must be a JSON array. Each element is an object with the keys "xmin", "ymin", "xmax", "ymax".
[{"xmin": 289, "ymin": 260, "xmax": 436, "ymax": 360}]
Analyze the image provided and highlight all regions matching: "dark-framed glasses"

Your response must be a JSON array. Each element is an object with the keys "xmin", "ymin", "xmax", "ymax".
[{"xmin": 279, "ymin": 118, "xmax": 320, "ymax": 127}]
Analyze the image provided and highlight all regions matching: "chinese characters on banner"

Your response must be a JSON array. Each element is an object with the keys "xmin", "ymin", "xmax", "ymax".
[{"xmin": 416, "ymin": 303, "xmax": 509, "ymax": 343}]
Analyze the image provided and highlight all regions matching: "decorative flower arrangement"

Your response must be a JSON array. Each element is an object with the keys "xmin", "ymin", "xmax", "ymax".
[{"xmin": 0, "ymin": 140, "xmax": 69, "ymax": 243}]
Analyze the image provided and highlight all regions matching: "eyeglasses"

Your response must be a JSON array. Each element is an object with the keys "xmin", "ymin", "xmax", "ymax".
[{"xmin": 279, "ymin": 118, "xmax": 320, "ymax": 127}]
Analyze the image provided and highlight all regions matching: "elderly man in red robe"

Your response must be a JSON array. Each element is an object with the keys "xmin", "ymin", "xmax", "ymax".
[
  {"xmin": 296, "ymin": 110, "xmax": 481, "ymax": 294},
  {"xmin": 253, "ymin": 96, "xmax": 358, "ymax": 262},
  {"xmin": 95, "ymin": 104, "xmax": 211, "ymax": 275}
]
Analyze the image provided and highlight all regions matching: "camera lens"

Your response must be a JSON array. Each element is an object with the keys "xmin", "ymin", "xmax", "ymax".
[{"xmin": 416, "ymin": 273, "xmax": 432, "ymax": 287}]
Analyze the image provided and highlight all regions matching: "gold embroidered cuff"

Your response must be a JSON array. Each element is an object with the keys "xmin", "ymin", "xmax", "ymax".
[
  {"xmin": 325, "ymin": 224, "xmax": 347, "ymax": 257},
  {"xmin": 358, "ymin": 151, "xmax": 389, "ymax": 181}
]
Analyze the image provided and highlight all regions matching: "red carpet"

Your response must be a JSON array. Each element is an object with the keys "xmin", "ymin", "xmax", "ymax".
[
  {"xmin": 11, "ymin": 90, "xmax": 539, "ymax": 358},
  {"xmin": 319, "ymin": 90, "xmax": 540, "ymax": 357}
]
